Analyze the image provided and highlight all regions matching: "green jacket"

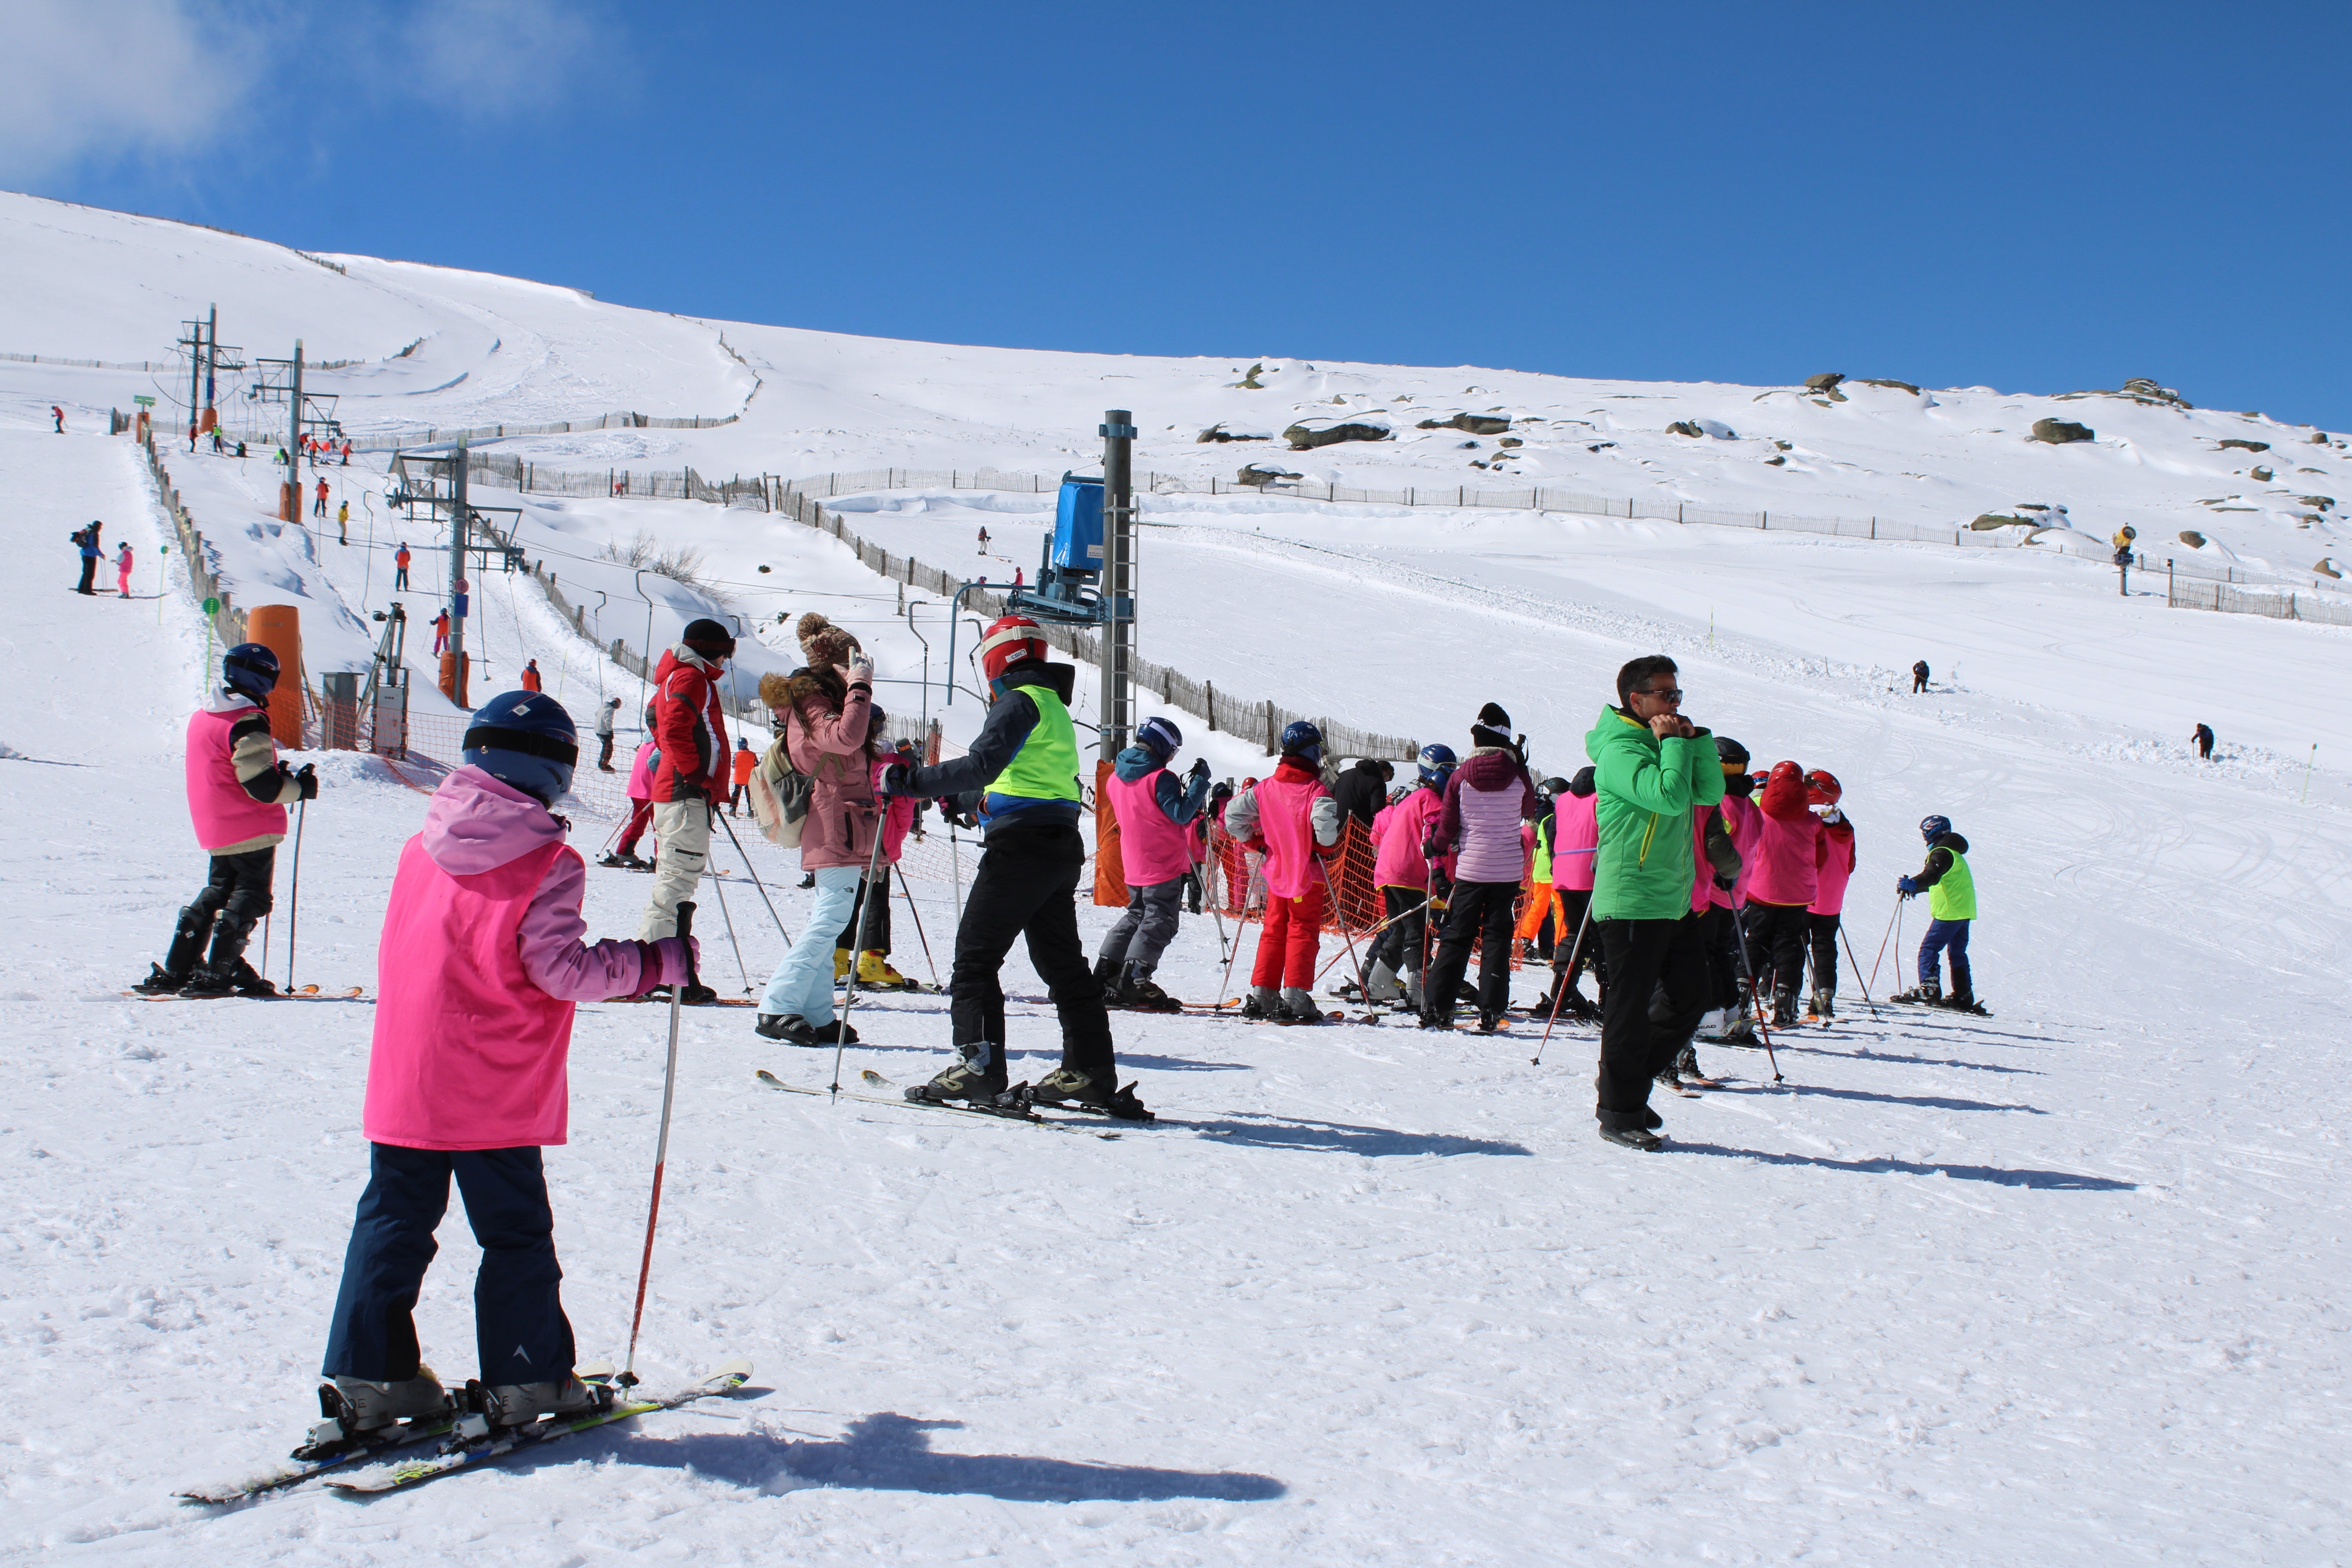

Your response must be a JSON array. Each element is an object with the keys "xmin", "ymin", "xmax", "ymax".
[{"xmin": 1584, "ymin": 707, "xmax": 1725, "ymax": 921}]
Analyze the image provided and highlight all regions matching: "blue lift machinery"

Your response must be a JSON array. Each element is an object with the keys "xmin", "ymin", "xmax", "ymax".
[{"xmin": 1007, "ymin": 473, "xmax": 1135, "ymax": 628}]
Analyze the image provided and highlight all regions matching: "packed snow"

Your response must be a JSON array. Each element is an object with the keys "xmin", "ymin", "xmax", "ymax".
[{"xmin": 2, "ymin": 193, "xmax": 2350, "ymax": 1565}]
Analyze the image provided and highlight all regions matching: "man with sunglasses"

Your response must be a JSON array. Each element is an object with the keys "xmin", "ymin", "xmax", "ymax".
[{"xmin": 1583, "ymin": 655, "xmax": 1726, "ymax": 1152}]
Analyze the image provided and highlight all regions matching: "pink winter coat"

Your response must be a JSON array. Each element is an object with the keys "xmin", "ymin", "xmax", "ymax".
[
  {"xmin": 1696, "ymin": 794, "xmax": 1765, "ymax": 913},
  {"xmin": 1434, "ymin": 748, "xmax": 1538, "ymax": 885},
  {"xmin": 1551, "ymin": 791, "xmax": 1599, "ymax": 892},
  {"xmin": 365, "ymin": 768, "xmax": 685, "ymax": 1151},
  {"xmin": 874, "ymin": 755, "xmax": 917, "ymax": 864},
  {"xmin": 1105, "ymin": 764, "xmax": 1194, "ymax": 887},
  {"xmin": 626, "ymin": 741, "xmax": 657, "ymax": 803},
  {"xmin": 185, "ymin": 698, "xmax": 288, "ymax": 852},
  {"xmin": 1249, "ymin": 756, "xmax": 1338, "ymax": 899},
  {"xmin": 1811, "ymin": 814, "xmax": 1856, "ymax": 916},
  {"xmin": 783, "ymin": 672, "xmax": 880, "ymax": 871},
  {"xmin": 1745, "ymin": 765, "xmax": 1822, "ymax": 908},
  {"xmin": 1371, "ymin": 786, "xmax": 1445, "ymax": 888}
]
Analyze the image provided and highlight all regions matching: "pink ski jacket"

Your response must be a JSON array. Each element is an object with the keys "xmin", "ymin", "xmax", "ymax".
[
  {"xmin": 1105, "ymin": 764, "xmax": 1193, "ymax": 886},
  {"xmin": 1244, "ymin": 757, "xmax": 1339, "ymax": 899},
  {"xmin": 1811, "ymin": 813, "xmax": 1856, "ymax": 916},
  {"xmin": 626, "ymin": 741, "xmax": 657, "ymax": 802},
  {"xmin": 365, "ymin": 767, "xmax": 684, "ymax": 1151},
  {"xmin": 1550, "ymin": 791, "xmax": 1599, "ymax": 893},
  {"xmin": 1745, "ymin": 764, "xmax": 1822, "ymax": 908},
  {"xmin": 1371, "ymin": 786, "xmax": 1446, "ymax": 888},
  {"xmin": 874, "ymin": 755, "xmax": 917, "ymax": 864},
  {"xmin": 185, "ymin": 699, "xmax": 288, "ymax": 852}
]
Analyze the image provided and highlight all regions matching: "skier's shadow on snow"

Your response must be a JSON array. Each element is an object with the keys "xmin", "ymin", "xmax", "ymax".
[
  {"xmin": 1773, "ymin": 1043, "xmax": 2043, "ymax": 1076},
  {"xmin": 1674, "ymin": 1142, "xmax": 2133, "ymax": 1190},
  {"xmin": 1760, "ymin": 1082, "xmax": 2047, "ymax": 1114},
  {"xmin": 614, "ymin": 1412, "xmax": 1289, "ymax": 1502},
  {"xmin": 1176, "ymin": 1111, "xmax": 1532, "ymax": 1157}
]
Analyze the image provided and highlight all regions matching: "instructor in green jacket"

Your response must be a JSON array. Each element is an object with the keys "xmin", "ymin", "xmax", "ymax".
[{"xmin": 1584, "ymin": 655, "xmax": 1726, "ymax": 1151}]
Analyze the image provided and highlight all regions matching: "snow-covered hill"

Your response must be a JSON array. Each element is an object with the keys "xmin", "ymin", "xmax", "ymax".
[{"xmin": 5, "ymin": 191, "xmax": 2352, "ymax": 1565}]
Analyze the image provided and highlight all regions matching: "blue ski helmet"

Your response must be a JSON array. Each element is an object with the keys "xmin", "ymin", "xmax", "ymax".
[
  {"xmin": 221, "ymin": 642, "xmax": 279, "ymax": 705},
  {"xmin": 1919, "ymin": 813, "xmax": 1952, "ymax": 844},
  {"xmin": 1137, "ymin": 715, "xmax": 1183, "ymax": 762},
  {"xmin": 1279, "ymin": 719, "xmax": 1324, "ymax": 764},
  {"xmin": 1417, "ymin": 742, "xmax": 1457, "ymax": 785},
  {"xmin": 464, "ymin": 691, "xmax": 579, "ymax": 806}
]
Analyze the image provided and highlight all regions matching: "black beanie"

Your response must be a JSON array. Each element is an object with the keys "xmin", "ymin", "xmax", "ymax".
[
  {"xmin": 1471, "ymin": 701, "xmax": 1514, "ymax": 752},
  {"xmin": 682, "ymin": 617, "xmax": 736, "ymax": 657}
]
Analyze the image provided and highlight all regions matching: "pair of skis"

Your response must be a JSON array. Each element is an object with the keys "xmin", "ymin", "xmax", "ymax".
[
  {"xmin": 177, "ymin": 1360, "xmax": 751, "ymax": 1503},
  {"xmin": 755, "ymin": 1067, "xmax": 1146, "ymax": 1137}
]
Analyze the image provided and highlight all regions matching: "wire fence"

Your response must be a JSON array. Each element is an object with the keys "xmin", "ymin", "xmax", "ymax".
[
  {"xmin": 135, "ymin": 426, "xmax": 250, "ymax": 652},
  {"xmin": 2166, "ymin": 575, "xmax": 2352, "ymax": 627}
]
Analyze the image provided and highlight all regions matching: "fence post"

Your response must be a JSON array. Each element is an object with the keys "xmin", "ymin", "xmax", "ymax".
[
  {"xmin": 1264, "ymin": 701, "xmax": 1275, "ymax": 757},
  {"xmin": 1204, "ymin": 681, "xmax": 1215, "ymax": 731}
]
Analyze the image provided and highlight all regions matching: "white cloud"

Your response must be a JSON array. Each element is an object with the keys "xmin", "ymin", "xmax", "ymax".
[
  {"xmin": 397, "ymin": 0, "xmax": 615, "ymax": 120},
  {"xmin": 0, "ymin": 0, "xmax": 268, "ymax": 182}
]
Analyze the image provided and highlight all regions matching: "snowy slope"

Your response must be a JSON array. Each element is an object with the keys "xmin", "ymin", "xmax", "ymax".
[{"xmin": 5, "ymin": 194, "xmax": 2352, "ymax": 1564}]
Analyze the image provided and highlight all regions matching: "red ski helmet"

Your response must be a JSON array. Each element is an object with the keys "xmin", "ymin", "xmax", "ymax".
[
  {"xmin": 977, "ymin": 614, "xmax": 1047, "ymax": 684},
  {"xmin": 1806, "ymin": 768, "xmax": 1843, "ymax": 806}
]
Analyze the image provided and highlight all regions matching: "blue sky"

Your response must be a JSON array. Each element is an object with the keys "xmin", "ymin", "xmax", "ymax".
[{"xmin": 9, "ymin": 1, "xmax": 2350, "ymax": 429}]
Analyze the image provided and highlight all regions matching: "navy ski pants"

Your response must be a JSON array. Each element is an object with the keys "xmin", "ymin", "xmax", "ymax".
[
  {"xmin": 1918, "ymin": 918, "xmax": 1971, "ymax": 993},
  {"xmin": 322, "ymin": 1143, "xmax": 574, "ymax": 1386}
]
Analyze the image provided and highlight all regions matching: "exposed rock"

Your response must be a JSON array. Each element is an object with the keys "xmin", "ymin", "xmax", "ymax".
[
  {"xmin": 1666, "ymin": 421, "xmax": 1704, "ymax": 438},
  {"xmin": 1415, "ymin": 413, "xmax": 1512, "ymax": 436},
  {"xmin": 1587, "ymin": 442, "xmax": 1616, "ymax": 452},
  {"xmin": 1458, "ymin": 441, "xmax": 1481, "ymax": 449},
  {"xmin": 2299, "ymin": 495, "xmax": 2336, "ymax": 510},
  {"xmin": 2179, "ymin": 530, "xmax": 2207, "ymax": 549},
  {"xmin": 2315, "ymin": 430, "xmax": 2332, "ymax": 443},
  {"xmin": 1766, "ymin": 455, "xmax": 1786, "ymax": 466},
  {"xmin": 2218, "ymin": 438, "xmax": 2270, "ymax": 452},
  {"xmin": 1284, "ymin": 419, "xmax": 1391, "ymax": 451},
  {"xmin": 2251, "ymin": 466, "xmax": 2274, "ymax": 483},
  {"xmin": 1804, "ymin": 373, "xmax": 1844, "ymax": 392},
  {"xmin": 2030, "ymin": 418, "xmax": 2096, "ymax": 444},
  {"xmin": 1236, "ymin": 463, "xmax": 1299, "ymax": 487},
  {"xmin": 2117, "ymin": 378, "xmax": 2193, "ymax": 408},
  {"xmin": 1230, "ymin": 363, "xmax": 1266, "ymax": 389},
  {"xmin": 1971, "ymin": 513, "xmax": 2033, "ymax": 530},
  {"xmin": 1196, "ymin": 423, "xmax": 1270, "ymax": 444},
  {"xmin": 2316, "ymin": 558, "xmax": 2343, "ymax": 579},
  {"xmin": 1497, "ymin": 437, "xmax": 1523, "ymax": 448},
  {"xmin": 1855, "ymin": 377, "xmax": 1922, "ymax": 395},
  {"xmin": 1773, "ymin": 440, "xmax": 1793, "ymax": 451}
]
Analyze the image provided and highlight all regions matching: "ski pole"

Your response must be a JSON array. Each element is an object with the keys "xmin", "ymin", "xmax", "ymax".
[
  {"xmin": 703, "ymin": 829, "xmax": 751, "ymax": 995},
  {"xmin": 1205, "ymin": 822, "xmax": 1230, "ymax": 962},
  {"xmin": 285, "ymin": 798, "xmax": 306, "ymax": 993},
  {"xmin": 1838, "ymin": 924, "xmax": 1882, "ymax": 1020},
  {"xmin": 831, "ymin": 818, "xmax": 891, "ymax": 1101},
  {"xmin": 1212, "ymin": 863, "xmax": 1263, "ymax": 1011},
  {"xmin": 623, "ymin": 899, "xmax": 694, "ymax": 1388},
  {"xmin": 713, "ymin": 807, "xmax": 791, "ymax": 949},
  {"xmin": 1866, "ymin": 901, "xmax": 1899, "ymax": 997},
  {"xmin": 1730, "ymin": 911, "xmax": 1784, "ymax": 1084},
  {"xmin": 893, "ymin": 862, "xmax": 938, "ymax": 985},
  {"xmin": 1530, "ymin": 895, "xmax": 1596, "ymax": 1067},
  {"xmin": 1312, "ymin": 890, "xmax": 1433, "ymax": 985},
  {"xmin": 1313, "ymin": 856, "xmax": 1370, "ymax": 1000}
]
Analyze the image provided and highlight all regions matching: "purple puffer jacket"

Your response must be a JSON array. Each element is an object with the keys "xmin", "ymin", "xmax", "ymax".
[{"xmin": 1433, "ymin": 748, "xmax": 1539, "ymax": 884}]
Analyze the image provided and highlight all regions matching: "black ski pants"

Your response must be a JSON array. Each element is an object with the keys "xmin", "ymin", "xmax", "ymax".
[
  {"xmin": 1807, "ymin": 911, "xmax": 1842, "ymax": 997},
  {"xmin": 169, "ymin": 847, "xmax": 276, "ymax": 974},
  {"xmin": 1696, "ymin": 902, "xmax": 1742, "ymax": 1011},
  {"xmin": 1423, "ymin": 879, "xmax": 1517, "ymax": 1020},
  {"xmin": 1595, "ymin": 913, "xmax": 1712, "ymax": 1130},
  {"xmin": 836, "ymin": 868, "xmax": 895, "ymax": 955},
  {"xmin": 1743, "ymin": 901, "xmax": 1812, "ymax": 998},
  {"xmin": 950, "ymin": 822, "xmax": 1112, "ymax": 1089},
  {"xmin": 1368, "ymin": 884, "xmax": 1429, "ymax": 976},
  {"xmin": 76, "ymin": 555, "xmax": 98, "ymax": 594},
  {"xmin": 322, "ymin": 1143, "xmax": 572, "ymax": 1385},
  {"xmin": 1098, "ymin": 876, "xmax": 1183, "ymax": 973},
  {"xmin": 1546, "ymin": 888, "xmax": 1603, "ymax": 989}
]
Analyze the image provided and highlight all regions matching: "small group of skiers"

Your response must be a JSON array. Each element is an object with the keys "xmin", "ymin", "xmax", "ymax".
[{"xmin": 67, "ymin": 521, "xmax": 134, "ymax": 597}]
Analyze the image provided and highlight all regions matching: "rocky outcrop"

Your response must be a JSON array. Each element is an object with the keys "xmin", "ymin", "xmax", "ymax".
[
  {"xmin": 2299, "ymin": 495, "xmax": 2336, "ymax": 511},
  {"xmin": 2030, "ymin": 419, "xmax": 2096, "ymax": 444},
  {"xmin": 1236, "ymin": 463, "xmax": 1299, "ymax": 487},
  {"xmin": 1414, "ymin": 413, "xmax": 1512, "ymax": 436},
  {"xmin": 1804, "ymin": 373, "xmax": 1844, "ymax": 392},
  {"xmin": 2316, "ymin": 558, "xmax": 2343, "ymax": 579},
  {"xmin": 1667, "ymin": 421, "xmax": 1704, "ymax": 438},
  {"xmin": 1197, "ymin": 423, "xmax": 1270, "ymax": 444},
  {"xmin": 2218, "ymin": 438, "xmax": 2270, "ymax": 452},
  {"xmin": 1283, "ymin": 419, "xmax": 1390, "ymax": 451},
  {"xmin": 1855, "ymin": 377, "xmax": 1921, "ymax": 395},
  {"xmin": 2178, "ymin": 530, "xmax": 2207, "ymax": 549},
  {"xmin": 1971, "ymin": 514, "xmax": 2031, "ymax": 530},
  {"xmin": 2251, "ymin": 466, "xmax": 2274, "ymax": 483}
]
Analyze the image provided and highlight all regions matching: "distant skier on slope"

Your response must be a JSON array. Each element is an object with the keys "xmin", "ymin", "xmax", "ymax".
[
  {"xmin": 132, "ymin": 644, "xmax": 318, "ymax": 998},
  {"xmin": 394, "ymin": 543, "xmax": 412, "ymax": 592},
  {"xmin": 881, "ymin": 615, "xmax": 1147, "ymax": 1117},
  {"xmin": 520, "ymin": 659, "xmax": 542, "ymax": 693},
  {"xmin": 52, "ymin": 405, "xmax": 64, "ymax": 433},
  {"xmin": 1912, "ymin": 659, "xmax": 1929, "ymax": 693},
  {"xmin": 1363, "ymin": 744, "xmax": 1454, "ymax": 1011},
  {"xmin": 1585, "ymin": 655, "xmax": 1724, "ymax": 1152},
  {"xmin": 595, "ymin": 696, "xmax": 621, "ymax": 771},
  {"xmin": 317, "ymin": 692, "xmax": 695, "ymax": 1437},
  {"xmin": 115, "ymin": 541, "xmax": 134, "ymax": 597},
  {"xmin": 1225, "ymin": 720, "xmax": 1344, "ymax": 1024},
  {"xmin": 1420, "ymin": 703, "xmax": 1537, "ymax": 1034},
  {"xmin": 2193, "ymin": 722, "xmax": 2215, "ymax": 760},
  {"xmin": 1893, "ymin": 815, "xmax": 1981, "ymax": 1012},
  {"xmin": 601, "ymin": 715, "xmax": 658, "ymax": 868},
  {"xmin": 1805, "ymin": 770, "xmax": 1856, "ymax": 1019},
  {"xmin": 1093, "ymin": 715, "xmax": 1212, "ymax": 1011}
]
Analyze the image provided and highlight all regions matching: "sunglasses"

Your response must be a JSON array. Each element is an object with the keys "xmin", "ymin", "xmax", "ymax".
[{"xmin": 1633, "ymin": 686, "xmax": 1685, "ymax": 703}]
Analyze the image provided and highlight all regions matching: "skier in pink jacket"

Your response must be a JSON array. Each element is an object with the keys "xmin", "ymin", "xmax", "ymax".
[
  {"xmin": 1224, "ymin": 720, "xmax": 1343, "ymax": 1022},
  {"xmin": 318, "ymin": 693, "xmax": 695, "ymax": 1441},
  {"xmin": 1742, "ymin": 759, "xmax": 1824, "ymax": 1027},
  {"xmin": 1363, "ymin": 743, "xmax": 1455, "ymax": 1010},
  {"xmin": 1804, "ymin": 769, "xmax": 1856, "ymax": 1018}
]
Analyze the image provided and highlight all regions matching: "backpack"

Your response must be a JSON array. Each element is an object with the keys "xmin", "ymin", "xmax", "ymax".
[{"xmin": 749, "ymin": 703, "xmax": 815, "ymax": 849}]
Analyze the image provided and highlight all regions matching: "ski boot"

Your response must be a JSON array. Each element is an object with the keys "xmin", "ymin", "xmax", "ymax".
[
  {"xmin": 1475, "ymin": 1011, "xmax": 1504, "ymax": 1035},
  {"xmin": 1808, "ymin": 988, "xmax": 1836, "ymax": 1022},
  {"xmin": 857, "ymin": 950, "xmax": 916, "ymax": 992},
  {"xmin": 1362, "ymin": 960, "xmax": 1404, "ymax": 1005},
  {"xmin": 1675, "ymin": 1043, "xmax": 1719, "ymax": 1088},
  {"xmin": 1719, "ymin": 996, "xmax": 1759, "ymax": 1044},
  {"xmin": 181, "ymin": 959, "xmax": 277, "ymax": 1000},
  {"xmin": 1891, "ymin": 980, "xmax": 1942, "ymax": 1005},
  {"xmin": 321, "ymin": 1368, "xmax": 450, "ymax": 1436},
  {"xmin": 798, "ymin": 873, "xmax": 816, "ymax": 889},
  {"xmin": 1401, "ymin": 969, "xmax": 1426, "ymax": 1013},
  {"xmin": 1240, "ymin": 985, "xmax": 1280, "ymax": 1020},
  {"xmin": 754, "ymin": 1013, "xmax": 821, "ymax": 1046},
  {"xmin": 832, "ymin": 947, "xmax": 853, "ymax": 983},
  {"xmin": 1118, "ymin": 964, "xmax": 1183, "ymax": 1012},
  {"xmin": 132, "ymin": 962, "xmax": 189, "ymax": 995},
  {"xmin": 1093, "ymin": 953, "xmax": 1126, "ymax": 1002},
  {"xmin": 907, "ymin": 1044, "xmax": 1007, "ymax": 1106},
  {"xmin": 1598, "ymin": 1124, "xmax": 1665, "ymax": 1152},
  {"xmin": 1029, "ymin": 1065, "xmax": 1154, "ymax": 1120},
  {"xmin": 1770, "ymin": 987, "xmax": 1800, "ymax": 1029},
  {"xmin": 1932, "ymin": 989, "xmax": 1989, "ymax": 1015},
  {"xmin": 482, "ymin": 1375, "xmax": 610, "ymax": 1428},
  {"xmin": 1277, "ymin": 986, "xmax": 1326, "ymax": 1024}
]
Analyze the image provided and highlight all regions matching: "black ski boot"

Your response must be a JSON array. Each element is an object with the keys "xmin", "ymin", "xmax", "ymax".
[
  {"xmin": 1770, "ymin": 987, "xmax": 1800, "ymax": 1029},
  {"xmin": 1676, "ymin": 1043, "xmax": 1719, "ymax": 1087},
  {"xmin": 1891, "ymin": 980, "xmax": 1942, "ymax": 1005},
  {"xmin": 1118, "ymin": 964, "xmax": 1182, "ymax": 1013},
  {"xmin": 1808, "ymin": 988, "xmax": 1835, "ymax": 1021},
  {"xmin": 183, "ymin": 958, "xmax": 278, "ymax": 1000},
  {"xmin": 1029, "ymin": 1065, "xmax": 1154, "ymax": 1120},
  {"xmin": 1598, "ymin": 1124, "xmax": 1665, "ymax": 1152},
  {"xmin": 755, "ymin": 1013, "xmax": 821, "ymax": 1046},
  {"xmin": 1240, "ymin": 985, "xmax": 1279, "ymax": 1020},
  {"xmin": 1476, "ymin": 1011, "xmax": 1504, "ymax": 1035},
  {"xmin": 1093, "ymin": 954, "xmax": 1126, "ymax": 1002},
  {"xmin": 132, "ymin": 962, "xmax": 189, "ymax": 995},
  {"xmin": 908, "ymin": 1044, "xmax": 1007, "ymax": 1105}
]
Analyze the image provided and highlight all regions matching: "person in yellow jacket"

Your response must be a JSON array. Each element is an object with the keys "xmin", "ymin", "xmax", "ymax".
[{"xmin": 1893, "ymin": 814, "xmax": 1981, "ymax": 1012}]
